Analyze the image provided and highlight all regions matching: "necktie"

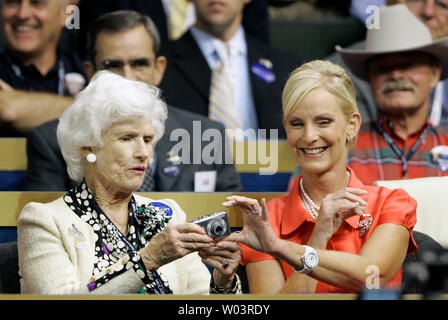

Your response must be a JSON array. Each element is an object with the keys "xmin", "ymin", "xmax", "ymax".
[
  {"xmin": 429, "ymin": 81, "xmax": 444, "ymax": 126},
  {"xmin": 168, "ymin": 0, "xmax": 189, "ymax": 40},
  {"xmin": 208, "ymin": 46, "xmax": 242, "ymax": 132},
  {"xmin": 138, "ymin": 169, "xmax": 156, "ymax": 192}
]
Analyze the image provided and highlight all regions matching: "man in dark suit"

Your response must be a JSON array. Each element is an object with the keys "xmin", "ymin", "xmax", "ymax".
[
  {"xmin": 24, "ymin": 10, "xmax": 243, "ymax": 192},
  {"xmin": 75, "ymin": 0, "xmax": 270, "ymax": 58},
  {"xmin": 160, "ymin": 0, "xmax": 302, "ymax": 139}
]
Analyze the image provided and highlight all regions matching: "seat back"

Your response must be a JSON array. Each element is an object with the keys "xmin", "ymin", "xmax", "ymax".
[
  {"xmin": 0, "ymin": 242, "xmax": 20, "ymax": 293},
  {"xmin": 402, "ymin": 231, "xmax": 445, "ymax": 294},
  {"xmin": 374, "ymin": 176, "xmax": 448, "ymax": 248}
]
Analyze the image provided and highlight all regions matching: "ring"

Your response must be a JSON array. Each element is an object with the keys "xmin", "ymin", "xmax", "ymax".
[
  {"xmin": 222, "ymin": 261, "xmax": 229, "ymax": 268},
  {"xmin": 251, "ymin": 209, "xmax": 261, "ymax": 215}
]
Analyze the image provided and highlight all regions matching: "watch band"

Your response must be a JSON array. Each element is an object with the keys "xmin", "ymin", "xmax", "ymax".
[{"xmin": 294, "ymin": 245, "xmax": 319, "ymax": 274}]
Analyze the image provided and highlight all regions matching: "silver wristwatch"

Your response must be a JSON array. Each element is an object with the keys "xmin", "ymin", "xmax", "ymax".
[{"xmin": 294, "ymin": 245, "xmax": 319, "ymax": 274}]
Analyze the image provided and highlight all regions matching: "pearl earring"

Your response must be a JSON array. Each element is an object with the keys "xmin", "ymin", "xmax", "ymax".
[{"xmin": 86, "ymin": 153, "xmax": 96, "ymax": 163}]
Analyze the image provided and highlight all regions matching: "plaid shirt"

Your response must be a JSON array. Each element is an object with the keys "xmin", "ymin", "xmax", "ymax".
[{"xmin": 348, "ymin": 117, "xmax": 448, "ymax": 185}]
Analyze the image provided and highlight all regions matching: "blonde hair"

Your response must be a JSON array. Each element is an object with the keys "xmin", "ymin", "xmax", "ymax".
[{"xmin": 282, "ymin": 60, "xmax": 360, "ymax": 148}]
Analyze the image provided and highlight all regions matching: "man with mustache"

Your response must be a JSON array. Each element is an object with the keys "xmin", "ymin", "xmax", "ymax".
[
  {"xmin": 338, "ymin": 5, "xmax": 448, "ymax": 184},
  {"xmin": 330, "ymin": 0, "xmax": 448, "ymax": 125}
]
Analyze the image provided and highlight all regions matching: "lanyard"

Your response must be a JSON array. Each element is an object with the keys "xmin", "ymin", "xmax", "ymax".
[
  {"xmin": 375, "ymin": 119, "xmax": 430, "ymax": 176},
  {"xmin": 98, "ymin": 197, "xmax": 171, "ymax": 294},
  {"xmin": 10, "ymin": 58, "xmax": 66, "ymax": 95},
  {"xmin": 120, "ymin": 197, "xmax": 140, "ymax": 252}
]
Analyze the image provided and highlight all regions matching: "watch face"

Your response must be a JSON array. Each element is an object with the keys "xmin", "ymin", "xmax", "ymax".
[{"xmin": 305, "ymin": 252, "xmax": 318, "ymax": 268}]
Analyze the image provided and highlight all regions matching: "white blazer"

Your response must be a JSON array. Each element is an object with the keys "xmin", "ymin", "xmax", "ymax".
[{"xmin": 17, "ymin": 194, "xmax": 211, "ymax": 294}]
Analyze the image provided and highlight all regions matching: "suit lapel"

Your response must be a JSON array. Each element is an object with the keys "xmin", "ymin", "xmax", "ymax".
[
  {"xmin": 170, "ymin": 31, "xmax": 211, "ymax": 113},
  {"xmin": 155, "ymin": 119, "xmax": 183, "ymax": 191},
  {"xmin": 246, "ymin": 35, "xmax": 286, "ymax": 138},
  {"xmin": 247, "ymin": 35, "xmax": 270, "ymax": 128}
]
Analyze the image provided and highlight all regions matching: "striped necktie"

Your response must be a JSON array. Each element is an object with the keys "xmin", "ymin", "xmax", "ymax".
[
  {"xmin": 138, "ymin": 169, "xmax": 156, "ymax": 192},
  {"xmin": 208, "ymin": 47, "xmax": 242, "ymax": 132}
]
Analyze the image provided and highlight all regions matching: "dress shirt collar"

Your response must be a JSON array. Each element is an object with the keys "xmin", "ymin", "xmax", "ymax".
[
  {"xmin": 378, "ymin": 115, "xmax": 430, "ymax": 143},
  {"xmin": 190, "ymin": 26, "xmax": 247, "ymax": 68}
]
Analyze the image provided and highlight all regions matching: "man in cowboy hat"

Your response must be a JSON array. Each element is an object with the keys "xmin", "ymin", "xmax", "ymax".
[
  {"xmin": 337, "ymin": 4, "xmax": 448, "ymax": 184},
  {"xmin": 329, "ymin": 0, "xmax": 448, "ymax": 125}
]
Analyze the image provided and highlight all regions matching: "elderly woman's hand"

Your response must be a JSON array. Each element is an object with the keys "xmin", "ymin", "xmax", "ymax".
[
  {"xmin": 139, "ymin": 223, "xmax": 213, "ymax": 271},
  {"xmin": 198, "ymin": 239, "xmax": 241, "ymax": 289},
  {"xmin": 312, "ymin": 187, "xmax": 368, "ymax": 245},
  {"xmin": 223, "ymin": 196, "xmax": 280, "ymax": 255}
]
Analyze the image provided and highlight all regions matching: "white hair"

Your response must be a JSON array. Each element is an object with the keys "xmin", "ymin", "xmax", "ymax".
[{"xmin": 57, "ymin": 70, "xmax": 167, "ymax": 182}]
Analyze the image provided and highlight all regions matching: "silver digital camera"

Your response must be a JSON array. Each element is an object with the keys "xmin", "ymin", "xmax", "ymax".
[{"xmin": 190, "ymin": 211, "xmax": 231, "ymax": 239}]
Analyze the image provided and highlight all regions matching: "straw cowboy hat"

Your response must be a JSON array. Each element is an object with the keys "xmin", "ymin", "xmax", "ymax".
[{"xmin": 336, "ymin": 4, "xmax": 448, "ymax": 80}]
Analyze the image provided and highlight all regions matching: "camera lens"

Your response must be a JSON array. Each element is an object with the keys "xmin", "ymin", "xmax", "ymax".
[
  {"xmin": 207, "ymin": 217, "xmax": 227, "ymax": 238},
  {"xmin": 214, "ymin": 225, "xmax": 223, "ymax": 234}
]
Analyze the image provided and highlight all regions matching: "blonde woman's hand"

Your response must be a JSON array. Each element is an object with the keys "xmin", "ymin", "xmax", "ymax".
[
  {"xmin": 312, "ymin": 187, "xmax": 368, "ymax": 244},
  {"xmin": 223, "ymin": 196, "xmax": 279, "ymax": 255}
]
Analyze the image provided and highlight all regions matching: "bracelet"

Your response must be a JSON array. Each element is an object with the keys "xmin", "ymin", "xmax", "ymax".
[{"xmin": 210, "ymin": 273, "xmax": 242, "ymax": 294}]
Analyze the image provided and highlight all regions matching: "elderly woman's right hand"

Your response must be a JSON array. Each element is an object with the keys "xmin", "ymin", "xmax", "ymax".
[{"xmin": 139, "ymin": 223, "xmax": 213, "ymax": 271}]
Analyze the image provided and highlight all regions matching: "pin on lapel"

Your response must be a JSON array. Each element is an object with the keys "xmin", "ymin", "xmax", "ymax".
[
  {"xmin": 163, "ymin": 165, "xmax": 180, "ymax": 177},
  {"xmin": 167, "ymin": 151, "xmax": 181, "ymax": 165},
  {"xmin": 68, "ymin": 223, "xmax": 85, "ymax": 241},
  {"xmin": 163, "ymin": 151, "xmax": 181, "ymax": 177},
  {"xmin": 251, "ymin": 58, "xmax": 276, "ymax": 83},
  {"xmin": 431, "ymin": 145, "xmax": 448, "ymax": 171},
  {"xmin": 259, "ymin": 58, "xmax": 273, "ymax": 69}
]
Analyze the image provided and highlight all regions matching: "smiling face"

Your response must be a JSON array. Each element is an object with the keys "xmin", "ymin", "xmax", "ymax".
[
  {"xmin": 85, "ymin": 119, "xmax": 155, "ymax": 195},
  {"xmin": 368, "ymin": 52, "xmax": 441, "ymax": 117},
  {"xmin": 1, "ymin": 0, "xmax": 66, "ymax": 58},
  {"xmin": 283, "ymin": 87, "xmax": 359, "ymax": 175}
]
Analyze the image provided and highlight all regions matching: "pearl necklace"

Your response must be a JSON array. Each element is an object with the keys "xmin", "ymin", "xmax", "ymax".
[{"xmin": 299, "ymin": 171, "xmax": 350, "ymax": 220}]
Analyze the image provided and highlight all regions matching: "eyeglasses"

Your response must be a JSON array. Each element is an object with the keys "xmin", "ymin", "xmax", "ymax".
[{"xmin": 99, "ymin": 58, "xmax": 153, "ymax": 73}]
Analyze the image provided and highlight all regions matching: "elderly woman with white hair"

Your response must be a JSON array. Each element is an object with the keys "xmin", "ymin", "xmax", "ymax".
[{"xmin": 17, "ymin": 71, "xmax": 241, "ymax": 294}]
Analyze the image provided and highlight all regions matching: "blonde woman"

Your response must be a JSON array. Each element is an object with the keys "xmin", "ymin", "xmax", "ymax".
[{"xmin": 224, "ymin": 60, "xmax": 417, "ymax": 293}]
